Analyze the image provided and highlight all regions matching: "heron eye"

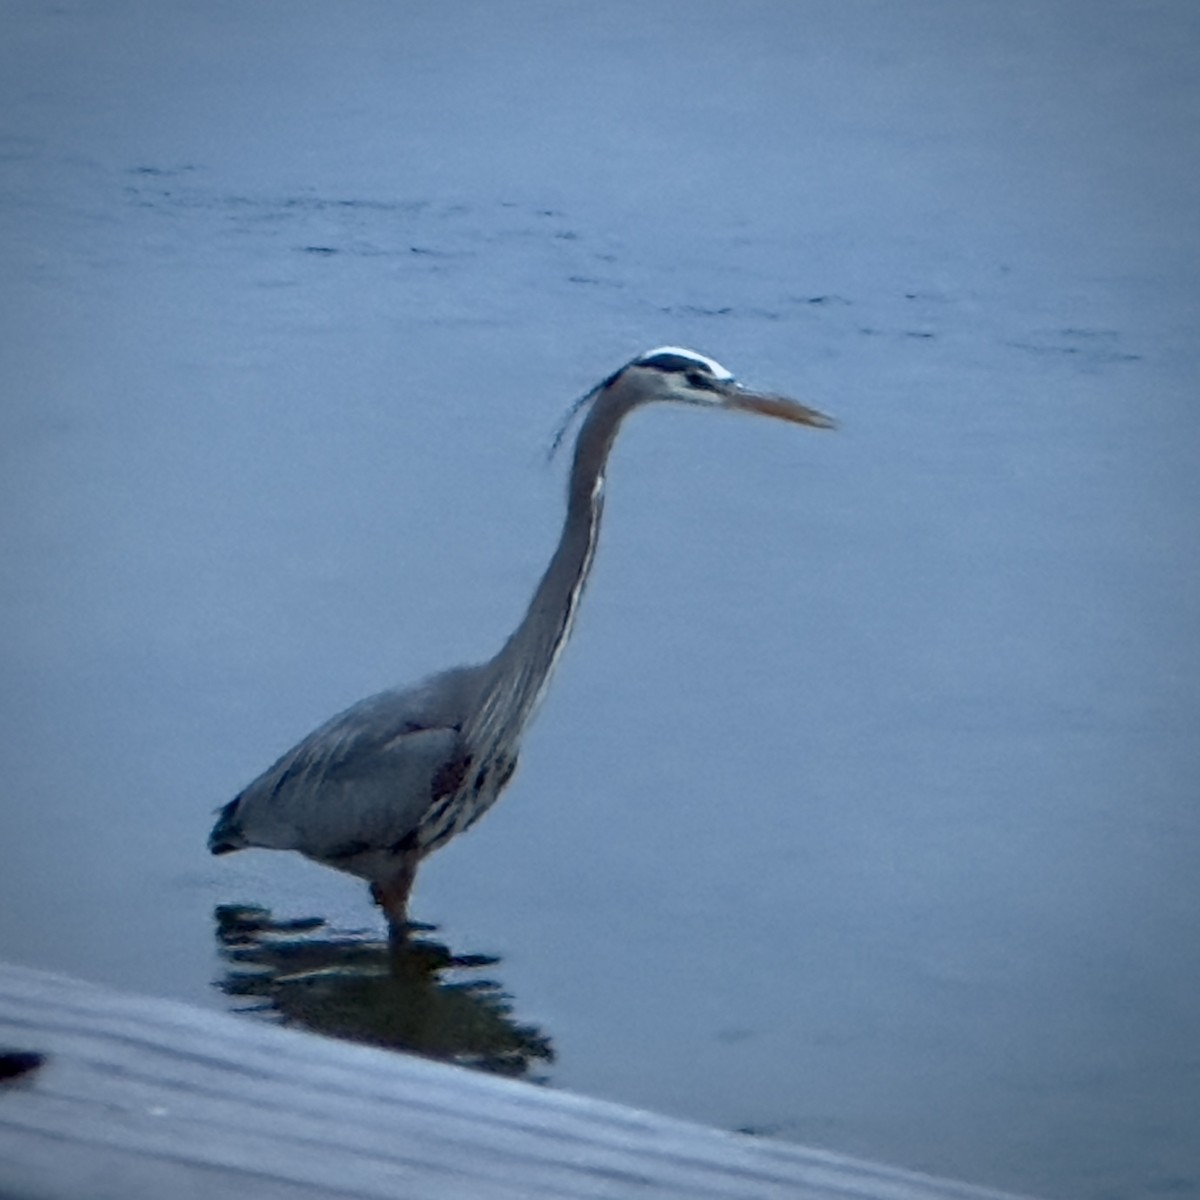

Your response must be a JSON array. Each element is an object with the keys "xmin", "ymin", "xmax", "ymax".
[{"xmin": 685, "ymin": 369, "xmax": 717, "ymax": 391}]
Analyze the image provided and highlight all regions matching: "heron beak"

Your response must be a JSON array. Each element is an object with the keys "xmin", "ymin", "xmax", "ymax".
[{"xmin": 723, "ymin": 386, "xmax": 837, "ymax": 430}]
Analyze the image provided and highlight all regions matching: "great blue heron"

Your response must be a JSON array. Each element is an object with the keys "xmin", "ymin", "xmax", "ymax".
[{"xmin": 209, "ymin": 347, "xmax": 834, "ymax": 938}]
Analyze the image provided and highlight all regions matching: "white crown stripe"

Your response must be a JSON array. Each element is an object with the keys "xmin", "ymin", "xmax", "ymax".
[{"xmin": 637, "ymin": 346, "xmax": 735, "ymax": 382}]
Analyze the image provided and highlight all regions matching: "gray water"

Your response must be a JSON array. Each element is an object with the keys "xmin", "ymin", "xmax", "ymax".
[{"xmin": 2, "ymin": 3, "xmax": 1198, "ymax": 1197}]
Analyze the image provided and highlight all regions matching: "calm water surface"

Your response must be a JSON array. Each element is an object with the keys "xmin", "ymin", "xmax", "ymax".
[{"xmin": 2, "ymin": 4, "xmax": 1198, "ymax": 1198}]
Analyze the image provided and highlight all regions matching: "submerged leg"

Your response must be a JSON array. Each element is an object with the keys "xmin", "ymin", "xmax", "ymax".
[{"xmin": 370, "ymin": 852, "xmax": 419, "ymax": 944}]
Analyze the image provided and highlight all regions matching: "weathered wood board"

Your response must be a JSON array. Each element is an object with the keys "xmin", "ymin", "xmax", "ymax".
[{"xmin": 0, "ymin": 961, "xmax": 1035, "ymax": 1200}]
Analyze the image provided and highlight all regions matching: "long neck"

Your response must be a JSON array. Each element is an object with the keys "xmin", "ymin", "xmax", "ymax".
[{"xmin": 467, "ymin": 393, "xmax": 633, "ymax": 751}]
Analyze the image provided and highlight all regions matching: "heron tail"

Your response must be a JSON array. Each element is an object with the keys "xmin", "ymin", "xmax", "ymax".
[{"xmin": 208, "ymin": 797, "xmax": 247, "ymax": 855}]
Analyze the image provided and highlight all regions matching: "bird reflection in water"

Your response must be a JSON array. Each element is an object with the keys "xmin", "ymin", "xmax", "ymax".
[{"xmin": 213, "ymin": 904, "xmax": 553, "ymax": 1080}]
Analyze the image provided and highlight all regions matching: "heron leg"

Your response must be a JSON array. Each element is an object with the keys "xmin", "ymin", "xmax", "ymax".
[{"xmin": 370, "ymin": 852, "xmax": 419, "ymax": 944}]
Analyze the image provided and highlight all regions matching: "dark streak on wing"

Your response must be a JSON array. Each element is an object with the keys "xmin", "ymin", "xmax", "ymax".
[
  {"xmin": 269, "ymin": 759, "xmax": 306, "ymax": 800},
  {"xmin": 388, "ymin": 829, "xmax": 420, "ymax": 855},
  {"xmin": 430, "ymin": 753, "xmax": 473, "ymax": 801},
  {"xmin": 326, "ymin": 839, "xmax": 373, "ymax": 861},
  {"xmin": 0, "ymin": 1050, "xmax": 46, "ymax": 1082}
]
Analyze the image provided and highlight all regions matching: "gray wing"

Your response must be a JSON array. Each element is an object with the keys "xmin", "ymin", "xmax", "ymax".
[{"xmin": 211, "ymin": 666, "xmax": 483, "ymax": 864}]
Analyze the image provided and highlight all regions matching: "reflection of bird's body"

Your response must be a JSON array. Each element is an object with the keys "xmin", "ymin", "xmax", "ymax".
[{"xmin": 209, "ymin": 347, "xmax": 834, "ymax": 937}]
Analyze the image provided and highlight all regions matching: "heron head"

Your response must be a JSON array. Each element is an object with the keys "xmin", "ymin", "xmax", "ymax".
[
  {"xmin": 549, "ymin": 346, "xmax": 834, "ymax": 459},
  {"xmin": 622, "ymin": 346, "xmax": 836, "ymax": 430}
]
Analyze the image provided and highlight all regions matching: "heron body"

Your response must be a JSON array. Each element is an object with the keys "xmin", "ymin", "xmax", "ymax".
[{"xmin": 209, "ymin": 347, "xmax": 834, "ymax": 937}]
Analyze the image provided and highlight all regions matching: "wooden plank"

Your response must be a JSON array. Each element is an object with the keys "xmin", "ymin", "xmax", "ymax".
[{"xmin": 0, "ymin": 961, "xmax": 1035, "ymax": 1200}]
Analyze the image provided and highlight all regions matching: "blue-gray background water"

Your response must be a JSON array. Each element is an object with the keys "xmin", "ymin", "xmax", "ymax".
[{"xmin": 2, "ymin": 3, "xmax": 1198, "ymax": 1197}]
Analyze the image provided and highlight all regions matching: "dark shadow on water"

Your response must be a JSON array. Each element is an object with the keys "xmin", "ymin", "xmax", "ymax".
[{"xmin": 213, "ymin": 904, "xmax": 554, "ymax": 1080}]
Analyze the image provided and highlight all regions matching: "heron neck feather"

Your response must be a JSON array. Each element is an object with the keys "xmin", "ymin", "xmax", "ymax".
[{"xmin": 469, "ymin": 392, "xmax": 633, "ymax": 751}]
